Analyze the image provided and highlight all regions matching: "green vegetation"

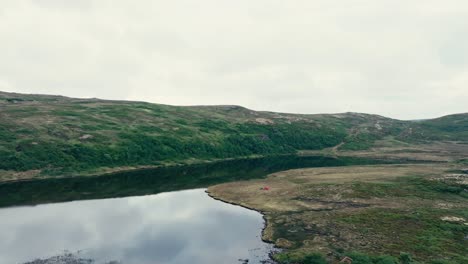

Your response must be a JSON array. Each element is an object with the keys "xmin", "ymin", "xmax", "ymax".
[
  {"xmin": 290, "ymin": 177, "xmax": 468, "ymax": 264},
  {"xmin": 332, "ymin": 177, "xmax": 468, "ymax": 263},
  {"xmin": 0, "ymin": 92, "xmax": 350, "ymax": 176},
  {"xmin": 209, "ymin": 164, "xmax": 468, "ymax": 264},
  {"xmin": 338, "ymin": 208, "xmax": 468, "ymax": 262},
  {"xmin": 0, "ymin": 91, "xmax": 466, "ymax": 179},
  {"xmin": 415, "ymin": 114, "xmax": 468, "ymax": 141},
  {"xmin": 340, "ymin": 132, "xmax": 381, "ymax": 150},
  {"xmin": 346, "ymin": 176, "xmax": 468, "ymax": 200},
  {"xmin": 327, "ymin": 177, "xmax": 467, "ymax": 263},
  {"xmin": 275, "ymin": 252, "xmax": 328, "ymax": 264},
  {"xmin": 275, "ymin": 251, "xmax": 420, "ymax": 264},
  {"xmin": 1, "ymin": 92, "xmax": 468, "ymax": 263}
]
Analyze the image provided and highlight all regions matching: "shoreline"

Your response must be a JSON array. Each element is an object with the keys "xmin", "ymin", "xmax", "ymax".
[
  {"xmin": 204, "ymin": 163, "xmax": 468, "ymax": 263},
  {"xmin": 0, "ymin": 153, "xmax": 280, "ymax": 184},
  {"xmin": 0, "ymin": 149, "xmax": 447, "ymax": 185},
  {"xmin": 205, "ymin": 189, "xmax": 282, "ymax": 263}
]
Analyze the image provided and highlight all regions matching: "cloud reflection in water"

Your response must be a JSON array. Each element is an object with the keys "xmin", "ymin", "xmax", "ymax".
[{"xmin": 0, "ymin": 189, "xmax": 273, "ymax": 264}]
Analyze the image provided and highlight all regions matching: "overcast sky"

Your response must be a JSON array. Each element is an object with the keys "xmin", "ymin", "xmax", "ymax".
[{"xmin": 0, "ymin": 1, "xmax": 467, "ymax": 119}]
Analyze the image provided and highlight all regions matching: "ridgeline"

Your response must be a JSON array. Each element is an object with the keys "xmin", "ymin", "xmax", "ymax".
[{"xmin": 0, "ymin": 91, "xmax": 467, "ymax": 179}]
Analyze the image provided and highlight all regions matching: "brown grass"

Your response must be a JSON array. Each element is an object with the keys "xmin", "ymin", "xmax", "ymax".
[{"xmin": 207, "ymin": 164, "xmax": 468, "ymax": 262}]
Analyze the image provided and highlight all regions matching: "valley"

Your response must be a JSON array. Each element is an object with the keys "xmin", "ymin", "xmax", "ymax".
[{"xmin": 0, "ymin": 91, "xmax": 467, "ymax": 264}]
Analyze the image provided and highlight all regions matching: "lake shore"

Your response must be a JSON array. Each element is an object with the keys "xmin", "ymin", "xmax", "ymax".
[
  {"xmin": 3, "ymin": 140, "xmax": 466, "ymax": 183},
  {"xmin": 207, "ymin": 163, "xmax": 468, "ymax": 263}
]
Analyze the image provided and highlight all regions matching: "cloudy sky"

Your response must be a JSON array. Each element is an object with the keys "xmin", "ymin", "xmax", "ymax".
[{"xmin": 0, "ymin": 1, "xmax": 467, "ymax": 119}]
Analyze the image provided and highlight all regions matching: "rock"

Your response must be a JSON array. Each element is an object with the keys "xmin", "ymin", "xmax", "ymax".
[
  {"xmin": 79, "ymin": 134, "xmax": 93, "ymax": 140},
  {"xmin": 255, "ymin": 118, "xmax": 274, "ymax": 125},
  {"xmin": 441, "ymin": 216, "xmax": 466, "ymax": 223}
]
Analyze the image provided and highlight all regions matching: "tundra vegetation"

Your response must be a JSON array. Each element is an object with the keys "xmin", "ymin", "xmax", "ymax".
[
  {"xmin": 0, "ymin": 91, "xmax": 467, "ymax": 180},
  {"xmin": 208, "ymin": 165, "xmax": 468, "ymax": 264},
  {"xmin": 1, "ymin": 91, "xmax": 467, "ymax": 264}
]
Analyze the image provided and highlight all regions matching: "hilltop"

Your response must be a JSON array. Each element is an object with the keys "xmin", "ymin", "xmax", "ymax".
[{"xmin": 0, "ymin": 91, "xmax": 466, "ymax": 180}]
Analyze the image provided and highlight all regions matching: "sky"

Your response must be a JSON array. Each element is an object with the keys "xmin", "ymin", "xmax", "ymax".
[{"xmin": 0, "ymin": 1, "xmax": 467, "ymax": 120}]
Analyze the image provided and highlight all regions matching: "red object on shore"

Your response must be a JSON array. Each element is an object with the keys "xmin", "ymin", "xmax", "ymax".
[{"xmin": 263, "ymin": 186, "xmax": 270, "ymax": 191}]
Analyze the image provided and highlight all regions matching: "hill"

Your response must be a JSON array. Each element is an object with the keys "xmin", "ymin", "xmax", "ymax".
[{"xmin": 0, "ymin": 91, "xmax": 466, "ymax": 179}]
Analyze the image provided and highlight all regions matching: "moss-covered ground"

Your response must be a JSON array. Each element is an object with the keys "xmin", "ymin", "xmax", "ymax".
[{"xmin": 208, "ymin": 164, "xmax": 468, "ymax": 263}]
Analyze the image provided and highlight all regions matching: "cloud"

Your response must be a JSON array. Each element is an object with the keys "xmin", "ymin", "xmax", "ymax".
[{"xmin": 0, "ymin": 0, "xmax": 467, "ymax": 119}]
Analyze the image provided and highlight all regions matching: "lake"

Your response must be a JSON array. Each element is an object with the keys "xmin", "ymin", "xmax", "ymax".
[
  {"xmin": 0, "ymin": 155, "xmax": 391, "ymax": 208},
  {"xmin": 0, "ymin": 155, "xmax": 394, "ymax": 264},
  {"xmin": 0, "ymin": 189, "xmax": 275, "ymax": 264}
]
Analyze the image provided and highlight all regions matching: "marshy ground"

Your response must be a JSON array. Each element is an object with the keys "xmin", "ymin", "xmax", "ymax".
[{"xmin": 208, "ymin": 163, "xmax": 468, "ymax": 263}]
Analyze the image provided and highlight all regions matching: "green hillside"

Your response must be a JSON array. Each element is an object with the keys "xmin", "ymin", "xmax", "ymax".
[{"xmin": 0, "ymin": 91, "xmax": 466, "ymax": 177}]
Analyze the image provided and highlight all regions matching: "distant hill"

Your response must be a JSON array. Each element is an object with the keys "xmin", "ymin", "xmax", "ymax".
[{"xmin": 0, "ymin": 91, "xmax": 466, "ymax": 176}]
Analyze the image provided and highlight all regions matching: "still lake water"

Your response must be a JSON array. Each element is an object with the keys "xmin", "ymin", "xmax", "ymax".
[
  {"xmin": 0, "ymin": 155, "xmax": 391, "ymax": 263},
  {"xmin": 0, "ymin": 189, "xmax": 274, "ymax": 264}
]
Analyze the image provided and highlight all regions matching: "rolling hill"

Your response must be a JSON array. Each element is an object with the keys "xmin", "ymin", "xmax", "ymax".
[{"xmin": 0, "ymin": 91, "xmax": 466, "ymax": 178}]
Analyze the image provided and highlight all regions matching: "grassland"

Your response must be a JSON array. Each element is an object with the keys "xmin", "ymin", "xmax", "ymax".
[
  {"xmin": 208, "ymin": 164, "xmax": 468, "ymax": 263},
  {"xmin": 1, "ymin": 91, "xmax": 467, "ymax": 263},
  {"xmin": 0, "ymin": 91, "xmax": 467, "ymax": 181}
]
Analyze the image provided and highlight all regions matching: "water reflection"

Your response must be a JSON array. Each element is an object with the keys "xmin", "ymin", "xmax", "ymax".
[
  {"xmin": 0, "ymin": 189, "xmax": 274, "ymax": 264},
  {"xmin": 0, "ymin": 155, "xmax": 392, "ymax": 208}
]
